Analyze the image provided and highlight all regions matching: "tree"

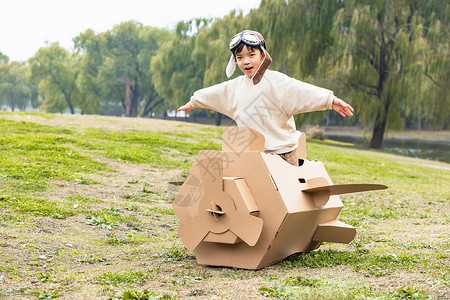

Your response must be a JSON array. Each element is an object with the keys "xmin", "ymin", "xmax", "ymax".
[
  {"xmin": 73, "ymin": 29, "xmax": 104, "ymax": 114},
  {"xmin": 29, "ymin": 43, "xmax": 80, "ymax": 114},
  {"xmin": 249, "ymin": 0, "xmax": 343, "ymax": 127},
  {"xmin": 151, "ymin": 13, "xmax": 250, "ymax": 124},
  {"xmin": 0, "ymin": 52, "xmax": 8, "ymax": 62},
  {"xmin": 248, "ymin": 0, "xmax": 448, "ymax": 140},
  {"xmin": 193, "ymin": 11, "xmax": 250, "ymax": 124},
  {"xmin": 151, "ymin": 21, "xmax": 204, "ymax": 114},
  {"xmin": 330, "ymin": 0, "xmax": 449, "ymax": 148},
  {"xmin": 0, "ymin": 60, "xmax": 31, "ymax": 111},
  {"xmin": 75, "ymin": 22, "xmax": 168, "ymax": 117}
]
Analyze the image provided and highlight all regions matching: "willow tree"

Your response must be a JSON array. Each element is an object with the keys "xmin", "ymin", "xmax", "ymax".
[
  {"xmin": 249, "ymin": 0, "xmax": 344, "ymax": 127},
  {"xmin": 73, "ymin": 29, "xmax": 105, "ymax": 114},
  {"xmin": 415, "ymin": 7, "xmax": 449, "ymax": 130},
  {"xmin": 29, "ymin": 43, "xmax": 80, "ymax": 114},
  {"xmin": 0, "ymin": 52, "xmax": 8, "ymax": 62},
  {"xmin": 151, "ymin": 21, "xmax": 204, "ymax": 115},
  {"xmin": 0, "ymin": 60, "xmax": 31, "ymax": 111},
  {"xmin": 193, "ymin": 10, "xmax": 250, "ymax": 124},
  {"xmin": 330, "ymin": 0, "xmax": 448, "ymax": 148}
]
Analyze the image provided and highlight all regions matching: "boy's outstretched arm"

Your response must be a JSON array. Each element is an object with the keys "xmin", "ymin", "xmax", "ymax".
[
  {"xmin": 177, "ymin": 102, "xmax": 195, "ymax": 113},
  {"xmin": 332, "ymin": 97, "xmax": 354, "ymax": 117}
]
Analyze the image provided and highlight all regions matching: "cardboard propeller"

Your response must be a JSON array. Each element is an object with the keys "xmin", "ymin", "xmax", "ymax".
[{"xmin": 177, "ymin": 157, "xmax": 263, "ymax": 252}]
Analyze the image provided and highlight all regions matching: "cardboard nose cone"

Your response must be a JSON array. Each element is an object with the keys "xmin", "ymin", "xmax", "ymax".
[{"xmin": 172, "ymin": 127, "xmax": 388, "ymax": 269}]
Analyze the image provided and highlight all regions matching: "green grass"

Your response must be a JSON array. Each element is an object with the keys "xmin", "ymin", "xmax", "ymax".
[
  {"xmin": 279, "ymin": 249, "xmax": 432, "ymax": 277},
  {"xmin": 94, "ymin": 270, "xmax": 150, "ymax": 286},
  {"xmin": 110, "ymin": 289, "xmax": 174, "ymax": 299},
  {"xmin": 0, "ymin": 113, "xmax": 448, "ymax": 299},
  {"xmin": 0, "ymin": 194, "xmax": 85, "ymax": 219},
  {"xmin": 0, "ymin": 119, "xmax": 107, "ymax": 194},
  {"xmin": 77, "ymin": 127, "xmax": 220, "ymax": 171}
]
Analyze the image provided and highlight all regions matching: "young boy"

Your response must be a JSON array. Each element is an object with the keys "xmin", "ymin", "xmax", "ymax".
[{"xmin": 178, "ymin": 30, "xmax": 354, "ymax": 166}]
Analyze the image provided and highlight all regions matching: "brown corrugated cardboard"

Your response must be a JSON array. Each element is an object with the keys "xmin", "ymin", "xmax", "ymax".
[
  {"xmin": 297, "ymin": 131, "xmax": 307, "ymax": 159},
  {"xmin": 222, "ymin": 126, "xmax": 265, "ymax": 152},
  {"xmin": 312, "ymin": 220, "xmax": 356, "ymax": 244},
  {"xmin": 172, "ymin": 127, "xmax": 388, "ymax": 269}
]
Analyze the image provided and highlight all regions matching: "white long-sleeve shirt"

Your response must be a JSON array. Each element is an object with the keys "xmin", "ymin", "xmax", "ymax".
[{"xmin": 190, "ymin": 70, "xmax": 334, "ymax": 154}]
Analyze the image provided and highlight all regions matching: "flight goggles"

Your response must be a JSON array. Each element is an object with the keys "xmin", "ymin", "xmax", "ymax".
[{"xmin": 229, "ymin": 31, "xmax": 263, "ymax": 51}]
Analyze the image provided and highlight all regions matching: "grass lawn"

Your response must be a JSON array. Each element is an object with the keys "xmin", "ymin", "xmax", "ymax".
[{"xmin": 0, "ymin": 113, "xmax": 448, "ymax": 299}]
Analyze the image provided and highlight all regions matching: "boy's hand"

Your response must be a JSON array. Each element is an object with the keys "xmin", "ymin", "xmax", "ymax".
[
  {"xmin": 332, "ymin": 97, "xmax": 354, "ymax": 117},
  {"xmin": 177, "ymin": 102, "xmax": 195, "ymax": 113}
]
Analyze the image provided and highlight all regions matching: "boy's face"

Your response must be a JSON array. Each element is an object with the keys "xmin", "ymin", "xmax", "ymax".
[{"xmin": 235, "ymin": 46, "xmax": 265, "ymax": 78}]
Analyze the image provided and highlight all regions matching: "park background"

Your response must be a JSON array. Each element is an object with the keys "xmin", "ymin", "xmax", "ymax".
[
  {"xmin": 0, "ymin": 0, "xmax": 449, "ymax": 299},
  {"xmin": 1, "ymin": 0, "xmax": 448, "ymax": 150}
]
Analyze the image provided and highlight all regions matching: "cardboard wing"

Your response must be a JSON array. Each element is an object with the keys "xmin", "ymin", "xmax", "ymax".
[
  {"xmin": 303, "ymin": 180, "xmax": 388, "ymax": 195},
  {"xmin": 302, "ymin": 177, "xmax": 388, "ymax": 206}
]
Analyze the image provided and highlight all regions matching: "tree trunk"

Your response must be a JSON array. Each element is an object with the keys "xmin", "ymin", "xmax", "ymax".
[
  {"xmin": 131, "ymin": 94, "xmax": 138, "ymax": 117},
  {"xmin": 369, "ymin": 115, "xmax": 387, "ymax": 148},
  {"xmin": 130, "ymin": 79, "xmax": 139, "ymax": 117},
  {"xmin": 369, "ymin": 94, "xmax": 391, "ymax": 149},
  {"xmin": 141, "ymin": 98, "xmax": 164, "ymax": 117},
  {"xmin": 369, "ymin": 30, "xmax": 391, "ymax": 149},
  {"xmin": 125, "ymin": 82, "xmax": 131, "ymax": 116},
  {"xmin": 63, "ymin": 91, "xmax": 75, "ymax": 114},
  {"xmin": 215, "ymin": 113, "xmax": 222, "ymax": 126}
]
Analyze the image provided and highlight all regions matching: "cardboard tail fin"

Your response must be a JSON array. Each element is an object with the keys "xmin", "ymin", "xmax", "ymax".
[{"xmin": 312, "ymin": 220, "xmax": 356, "ymax": 244}]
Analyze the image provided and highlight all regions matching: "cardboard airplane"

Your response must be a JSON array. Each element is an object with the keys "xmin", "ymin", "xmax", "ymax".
[{"xmin": 172, "ymin": 127, "xmax": 387, "ymax": 269}]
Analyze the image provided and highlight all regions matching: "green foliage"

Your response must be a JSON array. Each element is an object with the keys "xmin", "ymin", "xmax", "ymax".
[
  {"xmin": 390, "ymin": 286, "xmax": 432, "ymax": 299},
  {"xmin": 147, "ymin": 207, "xmax": 174, "ymax": 216},
  {"xmin": 159, "ymin": 246, "xmax": 190, "ymax": 262},
  {"xmin": 110, "ymin": 289, "xmax": 174, "ymax": 300},
  {"xmin": 259, "ymin": 285, "xmax": 291, "ymax": 299},
  {"xmin": 28, "ymin": 43, "xmax": 80, "ymax": 114},
  {"xmin": 106, "ymin": 231, "xmax": 149, "ymax": 245},
  {"xmin": 76, "ymin": 255, "xmax": 107, "ymax": 264},
  {"xmin": 0, "ymin": 194, "xmax": 81, "ymax": 219},
  {"xmin": 0, "ymin": 119, "xmax": 107, "ymax": 195},
  {"xmin": 150, "ymin": 21, "xmax": 203, "ymax": 111},
  {"xmin": 37, "ymin": 289, "xmax": 62, "ymax": 299},
  {"xmin": 330, "ymin": 0, "xmax": 448, "ymax": 145},
  {"xmin": 2, "ymin": 1, "xmax": 446, "ymax": 141},
  {"xmin": 74, "ymin": 22, "xmax": 170, "ymax": 117},
  {"xmin": 284, "ymin": 276, "xmax": 320, "ymax": 287},
  {"xmin": 0, "ymin": 114, "xmax": 448, "ymax": 299},
  {"xmin": 0, "ymin": 51, "xmax": 8, "ymax": 62},
  {"xmin": 279, "ymin": 249, "xmax": 428, "ymax": 277},
  {"xmin": 64, "ymin": 194, "xmax": 102, "ymax": 203},
  {"xmin": 35, "ymin": 273, "xmax": 57, "ymax": 283},
  {"xmin": 86, "ymin": 207, "xmax": 126, "ymax": 229},
  {"xmin": 87, "ymin": 207, "xmax": 142, "ymax": 234},
  {"xmin": 0, "ymin": 60, "xmax": 32, "ymax": 111},
  {"xmin": 95, "ymin": 270, "xmax": 149, "ymax": 286},
  {"xmin": 77, "ymin": 128, "xmax": 220, "ymax": 171}
]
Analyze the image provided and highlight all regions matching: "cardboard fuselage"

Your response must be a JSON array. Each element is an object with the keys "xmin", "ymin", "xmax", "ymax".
[{"xmin": 173, "ymin": 127, "xmax": 387, "ymax": 269}]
